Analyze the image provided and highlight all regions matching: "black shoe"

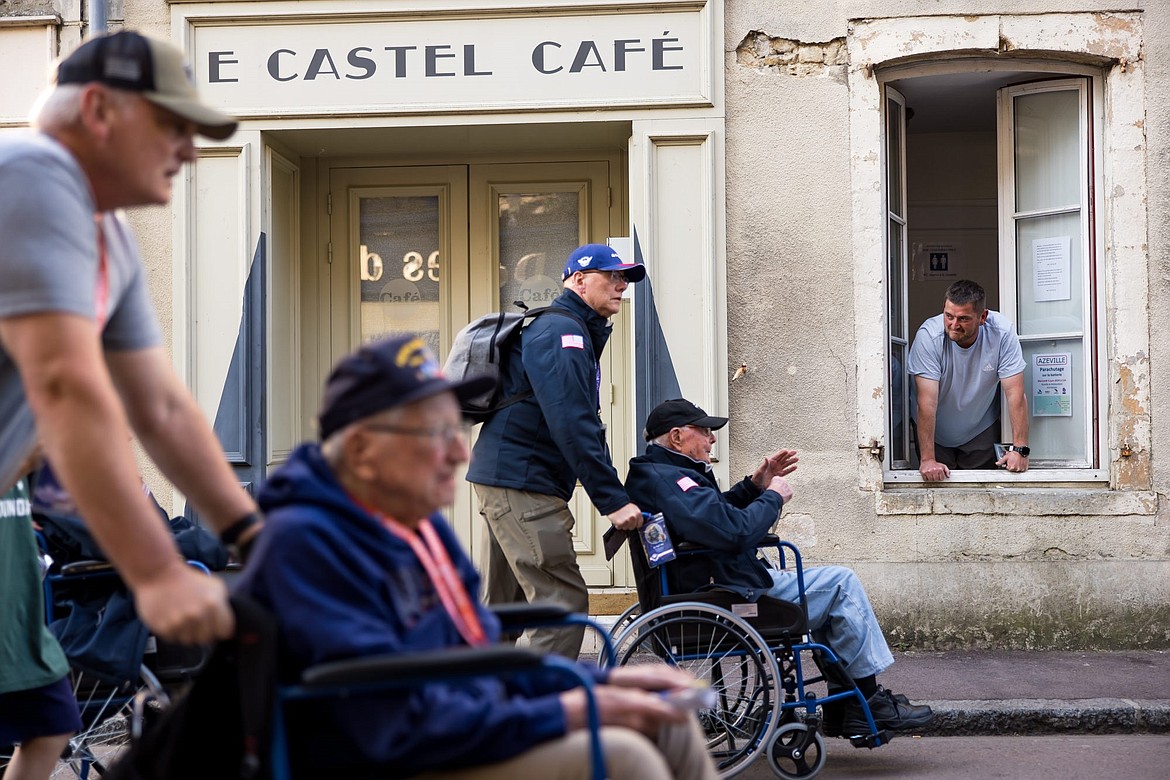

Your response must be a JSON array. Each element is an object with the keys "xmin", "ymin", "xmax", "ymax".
[{"xmin": 841, "ymin": 686, "xmax": 933, "ymax": 735}]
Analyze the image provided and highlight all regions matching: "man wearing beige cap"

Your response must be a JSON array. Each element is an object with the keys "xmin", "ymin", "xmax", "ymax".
[{"xmin": 0, "ymin": 31, "xmax": 256, "ymax": 777}]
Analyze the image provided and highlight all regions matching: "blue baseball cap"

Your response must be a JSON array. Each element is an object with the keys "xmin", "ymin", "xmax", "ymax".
[
  {"xmin": 561, "ymin": 244, "xmax": 646, "ymax": 283},
  {"xmin": 318, "ymin": 335, "xmax": 494, "ymax": 440}
]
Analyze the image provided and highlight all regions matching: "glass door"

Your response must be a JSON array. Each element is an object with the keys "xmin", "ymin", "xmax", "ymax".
[
  {"xmin": 324, "ymin": 160, "xmax": 626, "ymax": 585},
  {"xmin": 469, "ymin": 162, "xmax": 622, "ymax": 588}
]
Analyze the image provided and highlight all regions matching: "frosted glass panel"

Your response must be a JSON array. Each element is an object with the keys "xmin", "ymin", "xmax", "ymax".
[
  {"xmin": 1021, "ymin": 338, "xmax": 1088, "ymax": 464},
  {"xmin": 1014, "ymin": 90, "xmax": 1080, "ymax": 212},
  {"xmin": 358, "ymin": 195, "xmax": 441, "ymax": 355},
  {"xmin": 888, "ymin": 218, "xmax": 905, "ymax": 339},
  {"xmin": 1015, "ymin": 212, "xmax": 1083, "ymax": 337},
  {"xmin": 886, "ymin": 97, "xmax": 903, "ymax": 217},
  {"xmin": 497, "ymin": 192, "xmax": 581, "ymax": 311}
]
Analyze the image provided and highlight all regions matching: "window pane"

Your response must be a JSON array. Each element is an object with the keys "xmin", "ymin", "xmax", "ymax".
[
  {"xmin": 1021, "ymin": 338, "xmax": 1089, "ymax": 464},
  {"xmin": 358, "ymin": 195, "xmax": 441, "ymax": 355},
  {"xmin": 888, "ymin": 218, "xmax": 905, "ymax": 339},
  {"xmin": 1015, "ymin": 211, "xmax": 1083, "ymax": 337},
  {"xmin": 1014, "ymin": 90, "xmax": 1080, "ymax": 213},
  {"xmin": 889, "ymin": 342, "xmax": 907, "ymax": 464},
  {"xmin": 497, "ymin": 192, "xmax": 581, "ymax": 311},
  {"xmin": 886, "ymin": 97, "xmax": 903, "ymax": 217}
]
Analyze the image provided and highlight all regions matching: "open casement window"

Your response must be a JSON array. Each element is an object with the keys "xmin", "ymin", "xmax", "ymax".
[{"xmin": 884, "ymin": 71, "xmax": 1105, "ymax": 481}]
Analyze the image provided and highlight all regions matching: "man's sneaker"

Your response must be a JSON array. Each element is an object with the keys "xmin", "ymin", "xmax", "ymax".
[{"xmin": 841, "ymin": 686, "xmax": 933, "ymax": 735}]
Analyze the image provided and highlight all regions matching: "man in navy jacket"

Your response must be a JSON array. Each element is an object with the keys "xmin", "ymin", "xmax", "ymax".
[
  {"xmin": 625, "ymin": 399, "xmax": 933, "ymax": 737},
  {"xmin": 234, "ymin": 335, "xmax": 717, "ymax": 780},
  {"xmin": 468, "ymin": 244, "xmax": 647, "ymax": 659}
]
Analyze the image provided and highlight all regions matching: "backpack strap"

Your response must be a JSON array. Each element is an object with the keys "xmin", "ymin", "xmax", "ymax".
[{"xmin": 493, "ymin": 307, "xmax": 590, "ymax": 412}]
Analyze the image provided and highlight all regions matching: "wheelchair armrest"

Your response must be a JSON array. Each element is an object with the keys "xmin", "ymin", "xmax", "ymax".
[
  {"xmin": 490, "ymin": 601, "xmax": 572, "ymax": 628},
  {"xmin": 58, "ymin": 559, "xmax": 116, "ymax": 576},
  {"xmin": 301, "ymin": 646, "xmax": 545, "ymax": 688},
  {"xmin": 759, "ymin": 533, "xmax": 779, "ymax": 546}
]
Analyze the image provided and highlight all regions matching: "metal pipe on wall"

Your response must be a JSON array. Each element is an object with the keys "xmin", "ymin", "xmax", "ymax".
[{"xmin": 88, "ymin": 0, "xmax": 107, "ymax": 36}]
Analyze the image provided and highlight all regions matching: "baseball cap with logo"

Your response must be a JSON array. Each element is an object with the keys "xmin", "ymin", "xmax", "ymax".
[
  {"xmin": 643, "ymin": 399, "xmax": 729, "ymax": 441},
  {"xmin": 561, "ymin": 243, "xmax": 647, "ymax": 283},
  {"xmin": 54, "ymin": 30, "xmax": 237, "ymax": 141},
  {"xmin": 317, "ymin": 335, "xmax": 495, "ymax": 440}
]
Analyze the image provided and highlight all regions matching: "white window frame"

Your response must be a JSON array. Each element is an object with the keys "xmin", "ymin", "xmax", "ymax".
[{"xmin": 845, "ymin": 11, "xmax": 1150, "ymax": 505}]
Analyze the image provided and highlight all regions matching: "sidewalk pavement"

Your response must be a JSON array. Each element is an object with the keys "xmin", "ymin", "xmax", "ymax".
[{"xmin": 879, "ymin": 649, "xmax": 1170, "ymax": 736}]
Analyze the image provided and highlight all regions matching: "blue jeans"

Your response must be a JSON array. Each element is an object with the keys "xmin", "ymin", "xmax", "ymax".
[{"xmin": 766, "ymin": 565, "xmax": 895, "ymax": 679}]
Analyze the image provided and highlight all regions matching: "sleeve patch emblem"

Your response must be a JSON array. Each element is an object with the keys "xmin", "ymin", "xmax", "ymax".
[
  {"xmin": 676, "ymin": 476, "xmax": 699, "ymax": 492},
  {"xmin": 561, "ymin": 334, "xmax": 585, "ymax": 349}
]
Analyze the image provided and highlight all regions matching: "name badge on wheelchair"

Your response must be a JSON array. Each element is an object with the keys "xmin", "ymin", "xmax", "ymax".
[{"xmin": 639, "ymin": 513, "xmax": 676, "ymax": 567}]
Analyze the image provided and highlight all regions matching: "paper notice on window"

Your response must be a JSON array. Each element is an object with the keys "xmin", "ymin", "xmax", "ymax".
[
  {"xmin": 1033, "ymin": 237, "xmax": 1071, "ymax": 302},
  {"xmin": 1033, "ymin": 353, "xmax": 1072, "ymax": 417}
]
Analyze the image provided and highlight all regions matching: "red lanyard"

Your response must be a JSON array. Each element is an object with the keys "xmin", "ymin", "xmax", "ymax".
[
  {"xmin": 94, "ymin": 215, "xmax": 109, "ymax": 327},
  {"xmin": 378, "ymin": 514, "xmax": 488, "ymax": 648}
]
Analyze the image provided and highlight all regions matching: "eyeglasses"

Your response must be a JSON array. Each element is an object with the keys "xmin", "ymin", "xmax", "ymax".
[
  {"xmin": 362, "ymin": 422, "xmax": 471, "ymax": 445},
  {"xmin": 582, "ymin": 269, "xmax": 629, "ymax": 284},
  {"xmin": 684, "ymin": 425, "xmax": 712, "ymax": 437}
]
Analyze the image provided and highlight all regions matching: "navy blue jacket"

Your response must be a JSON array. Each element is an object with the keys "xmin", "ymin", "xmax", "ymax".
[
  {"xmin": 624, "ymin": 444, "xmax": 784, "ymax": 599},
  {"xmin": 467, "ymin": 289, "xmax": 631, "ymax": 514},
  {"xmin": 234, "ymin": 444, "xmax": 603, "ymax": 777}
]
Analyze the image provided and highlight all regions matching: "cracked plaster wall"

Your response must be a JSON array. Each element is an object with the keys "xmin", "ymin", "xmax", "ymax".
[{"xmin": 723, "ymin": 1, "xmax": 1168, "ymax": 648}]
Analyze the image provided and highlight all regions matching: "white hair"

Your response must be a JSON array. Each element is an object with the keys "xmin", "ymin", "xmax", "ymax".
[{"xmin": 29, "ymin": 84, "xmax": 85, "ymax": 132}]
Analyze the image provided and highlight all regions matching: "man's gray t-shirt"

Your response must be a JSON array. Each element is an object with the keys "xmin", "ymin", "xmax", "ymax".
[
  {"xmin": 0, "ymin": 133, "xmax": 162, "ymax": 490},
  {"xmin": 906, "ymin": 310, "xmax": 1026, "ymax": 447}
]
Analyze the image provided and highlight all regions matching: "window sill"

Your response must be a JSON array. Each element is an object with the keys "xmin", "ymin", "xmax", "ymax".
[{"xmin": 877, "ymin": 475, "xmax": 1156, "ymax": 517}]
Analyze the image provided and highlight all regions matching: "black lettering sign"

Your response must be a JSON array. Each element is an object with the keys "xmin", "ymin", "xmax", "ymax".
[
  {"xmin": 385, "ymin": 46, "xmax": 417, "ymax": 78},
  {"xmin": 347, "ymin": 47, "xmax": 377, "ymax": 80},
  {"xmin": 652, "ymin": 32, "xmax": 683, "ymax": 70},
  {"xmin": 267, "ymin": 49, "xmax": 297, "ymax": 82},
  {"xmin": 425, "ymin": 44, "xmax": 456, "ymax": 77},
  {"xmin": 532, "ymin": 41, "xmax": 561, "ymax": 74},
  {"xmin": 208, "ymin": 51, "xmax": 238, "ymax": 83}
]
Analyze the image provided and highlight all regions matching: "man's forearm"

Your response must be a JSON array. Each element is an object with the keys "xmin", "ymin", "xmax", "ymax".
[{"xmin": 36, "ymin": 380, "xmax": 187, "ymax": 587}]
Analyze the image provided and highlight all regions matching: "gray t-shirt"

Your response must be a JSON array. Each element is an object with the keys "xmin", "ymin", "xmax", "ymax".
[
  {"xmin": 0, "ymin": 133, "xmax": 162, "ymax": 490},
  {"xmin": 906, "ymin": 310, "xmax": 1026, "ymax": 447}
]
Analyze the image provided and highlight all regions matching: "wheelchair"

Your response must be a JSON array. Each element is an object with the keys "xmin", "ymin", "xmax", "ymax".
[
  {"xmin": 609, "ymin": 530, "xmax": 893, "ymax": 780},
  {"xmin": 0, "ymin": 524, "xmax": 214, "ymax": 780}
]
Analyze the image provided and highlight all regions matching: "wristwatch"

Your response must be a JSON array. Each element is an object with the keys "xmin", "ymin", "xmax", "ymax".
[{"xmin": 1006, "ymin": 444, "xmax": 1031, "ymax": 457}]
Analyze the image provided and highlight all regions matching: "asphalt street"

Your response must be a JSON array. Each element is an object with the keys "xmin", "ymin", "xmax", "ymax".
[{"xmin": 737, "ymin": 734, "xmax": 1170, "ymax": 779}]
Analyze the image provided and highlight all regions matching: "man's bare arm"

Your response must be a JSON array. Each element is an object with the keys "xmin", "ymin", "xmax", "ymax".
[
  {"xmin": 0, "ymin": 312, "xmax": 233, "ymax": 643},
  {"xmin": 105, "ymin": 346, "xmax": 258, "ymax": 535},
  {"xmin": 913, "ymin": 376, "xmax": 950, "ymax": 481},
  {"xmin": 1000, "ymin": 372, "xmax": 1030, "ymax": 473}
]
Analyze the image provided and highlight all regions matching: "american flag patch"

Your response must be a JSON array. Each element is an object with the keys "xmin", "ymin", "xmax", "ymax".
[
  {"xmin": 676, "ymin": 476, "xmax": 699, "ymax": 492},
  {"xmin": 561, "ymin": 334, "xmax": 585, "ymax": 349}
]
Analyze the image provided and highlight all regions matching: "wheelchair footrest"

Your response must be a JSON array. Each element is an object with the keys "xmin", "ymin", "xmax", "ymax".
[{"xmin": 848, "ymin": 729, "xmax": 893, "ymax": 749}]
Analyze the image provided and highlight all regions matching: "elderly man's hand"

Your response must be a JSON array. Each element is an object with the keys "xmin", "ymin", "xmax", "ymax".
[
  {"xmin": 765, "ymin": 476, "xmax": 794, "ymax": 504},
  {"xmin": 919, "ymin": 458, "xmax": 950, "ymax": 482},
  {"xmin": 133, "ymin": 560, "xmax": 234, "ymax": 645},
  {"xmin": 608, "ymin": 503, "xmax": 644, "ymax": 531},
  {"xmin": 752, "ymin": 449, "xmax": 799, "ymax": 488}
]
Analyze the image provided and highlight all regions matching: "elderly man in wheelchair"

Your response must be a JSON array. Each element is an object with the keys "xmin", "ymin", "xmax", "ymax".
[
  {"xmin": 623, "ymin": 398, "xmax": 933, "ymax": 742},
  {"xmin": 232, "ymin": 336, "xmax": 718, "ymax": 780}
]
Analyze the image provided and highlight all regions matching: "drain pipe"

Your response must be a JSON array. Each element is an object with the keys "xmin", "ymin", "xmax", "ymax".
[{"xmin": 88, "ymin": 0, "xmax": 107, "ymax": 37}]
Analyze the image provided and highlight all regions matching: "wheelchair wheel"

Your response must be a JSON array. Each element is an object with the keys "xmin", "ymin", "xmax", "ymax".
[
  {"xmin": 613, "ymin": 602, "xmax": 781, "ymax": 779},
  {"xmin": 608, "ymin": 602, "xmax": 641, "ymax": 640},
  {"xmin": 52, "ymin": 663, "xmax": 169, "ymax": 779},
  {"xmin": 767, "ymin": 722, "xmax": 826, "ymax": 780}
]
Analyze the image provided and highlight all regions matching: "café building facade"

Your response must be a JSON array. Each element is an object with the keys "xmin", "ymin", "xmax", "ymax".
[{"xmin": 2, "ymin": 0, "xmax": 1166, "ymax": 648}]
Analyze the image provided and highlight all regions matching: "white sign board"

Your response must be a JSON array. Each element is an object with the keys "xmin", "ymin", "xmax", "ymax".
[
  {"xmin": 1032, "ymin": 236, "xmax": 1071, "ymax": 302},
  {"xmin": 190, "ymin": 9, "xmax": 710, "ymax": 117},
  {"xmin": 1033, "ymin": 352, "xmax": 1072, "ymax": 417}
]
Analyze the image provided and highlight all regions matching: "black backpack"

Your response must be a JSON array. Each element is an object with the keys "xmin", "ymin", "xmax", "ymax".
[{"xmin": 443, "ymin": 302, "xmax": 585, "ymax": 423}]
